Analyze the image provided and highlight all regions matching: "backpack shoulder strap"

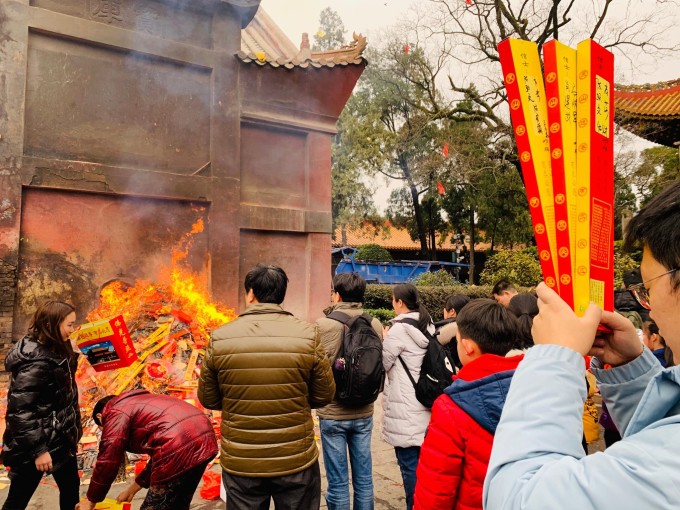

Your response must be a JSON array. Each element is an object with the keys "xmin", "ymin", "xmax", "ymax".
[
  {"xmin": 397, "ymin": 355, "xmax": 418, "ymax": 389},
  {"xmin": 394, "ymin": 317, "xmax": 420, "ymax": 328},
  {"xmin": 394, "ymin": 318, "xmax": 435, "ymax": 343},
  {"xmin": 327, "ymin": 311, "xmax": 351, "ymax": 325}
]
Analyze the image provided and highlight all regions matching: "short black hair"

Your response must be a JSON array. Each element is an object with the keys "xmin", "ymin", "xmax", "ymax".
[
  {"xmin": 624, "ymin": 181, "xmax": 680, "ymax": 290},
  {"xmin": 93, "ymin": 395, "xmax": 116, "ymax": 426},
  {"xmin": 244, "ymin": 264, "xmax": 289, "ymax": 304},
  {"xmin": 643, "ymin": 319, "xmax": 660, "ymax": 338},
  {"xmin": 444, "ymin": 294, "xmax": 470, "ymax": 315},
  {"xmin": 507, "ymin": 293, "xmax": 538, "ymax": 349},
  {"xmin": 332, "ymin": 273, "xmax": 366, "ymax": 303},
  {"xmin": 456, "ymin": 299, "xmax": 518, "ymax": 355},
  {"xmin": 492, "ymin": 279, "xmax": 517, "ymax": 296}
]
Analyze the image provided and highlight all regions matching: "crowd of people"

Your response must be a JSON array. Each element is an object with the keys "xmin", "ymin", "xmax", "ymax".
[{"xmin": 3, "ymin": 180, "xmax": 680, "ymax": 510}]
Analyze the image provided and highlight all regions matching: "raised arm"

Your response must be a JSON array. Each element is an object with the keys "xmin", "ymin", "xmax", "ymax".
[{"xmin": 484, "ymin": 283, "xmax": 678, "ymax": 509}]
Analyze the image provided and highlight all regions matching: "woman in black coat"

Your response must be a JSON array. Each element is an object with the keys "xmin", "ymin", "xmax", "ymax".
[{"xmin": 2, "ymin": 301, "xmax": 82, "ymax": 510}]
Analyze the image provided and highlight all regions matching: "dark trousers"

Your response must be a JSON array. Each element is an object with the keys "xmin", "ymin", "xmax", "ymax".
[
  {"xmin": 394, "ymin": 446, "xmax": 420, "ymax": 510},
  {"xmin": 604, "ymin": 428, "xmax": 622, "ymax": 448},
  {"xmin": 1, "ymin": 455, "xmax": 79, "ymax": 510},
  {"xmin": 139, "ymin": 460, "xmax": 210, "ymax": 510},
  {"xmin": 221, "ymin": 461, "xmax": 321, "ymax": 510}
]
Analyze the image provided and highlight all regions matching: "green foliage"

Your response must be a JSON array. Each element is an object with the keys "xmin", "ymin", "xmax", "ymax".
[
  {"xmin": 413, "ymin": 270, "xmax": 457, "ymax": 286},
  {"xmin": 363, "ymin": 284, "xmax": 513, "ymax": 322},
  {"xmin": 363, "ymin": 285, "xmax": 395, "ymax": 311},
  {"xmin": 331, "ymin": 117, "xmax": 378, "ymax": 230},
  {"xmin": 614, "ymin": 251, "xmax": 639, "ymax": 290},
  {"xmin": 479, "ymin": 250, "xmax": 542, "ymax": 287},
  {"xmin": 614, "ymin": 169, "xmax": 637, "ymax": 241},
  {"xmin": 632, "ymin": 147, "xmax": 680, "ymax": 205},
  {"xmin": 338, "ymin": 43, "xmax": 464, "ymax": 258},
  {"xmin": 615, "ymin": 239, "xmax": 642, "ymax": 264},
  {"xmin": 364, "ymin": 308, "xmax": 396, "ymax": 326},
  {"xmin": 473, "ymin": 163, "xmax": 534, "ymax": 249},
  {"xmin": 439, "ymin": 128, "xmax": 533, "ymax": 252},
  {"xmin": 614, "ymin": 241, "xmax": 640, "ymax": 289},
  {"xmin": 324, "ymin": 9, "xmax": 376, "ymax": 232},
  {"xmin": 313, "ymin": 7, "xmax": 346, "ymax": 51},
  {"xmin": 356, "ymin": 244, "xmax": 393, "ymax": 261}
]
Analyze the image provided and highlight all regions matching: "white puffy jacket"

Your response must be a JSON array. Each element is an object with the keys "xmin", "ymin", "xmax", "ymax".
[{"xmin": 381, "ymin": 312, "xmax": 433, "ymax": 448}]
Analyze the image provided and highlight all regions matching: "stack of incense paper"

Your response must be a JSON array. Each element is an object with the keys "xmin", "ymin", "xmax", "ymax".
[{"xmin": 498, "ymin": 38, "xmax": 614, "ymax": 314}]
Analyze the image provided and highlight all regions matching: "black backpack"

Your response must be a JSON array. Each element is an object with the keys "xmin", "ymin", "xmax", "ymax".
[
  {"xmin": 434, "ymin": 318, "xmax": 462, "ymax": 370},
  {"xmin": 396, "ymin": 318, "xmax": 456, "ymax": 408},
  {"xmin": 327, "ymin": 311, "xmax": 385, "ymax": 407}
]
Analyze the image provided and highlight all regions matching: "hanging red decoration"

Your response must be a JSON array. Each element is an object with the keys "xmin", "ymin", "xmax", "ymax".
[
  {"xmin": 465, "ymin": 0, "xmax": 473, "ymax": 5},
  {"xmin": 404, "ymin": 43, "xmax": 409, "ymax": 54},
  {"xmin": 437, "ymin": 181, "xmax": 446, "ymax": 195},
  {"xmin": 442, "ymin": 143, "xmax": 449, "ymax": 158}
]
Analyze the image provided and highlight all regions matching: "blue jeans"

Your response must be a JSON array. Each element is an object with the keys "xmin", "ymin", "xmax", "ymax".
[
  {"xmin": 319, "ymin": 416, "xmax": 374, "ymax": 510},
  {"xmin": 394, "ymin": 446, "xmax": 420, "ymax": 510}
]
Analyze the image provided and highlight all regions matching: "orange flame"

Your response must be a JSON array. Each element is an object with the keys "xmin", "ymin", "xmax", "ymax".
[{"xmin": 88, "ymin": 217, "xmax": 236, "ymax": 331}]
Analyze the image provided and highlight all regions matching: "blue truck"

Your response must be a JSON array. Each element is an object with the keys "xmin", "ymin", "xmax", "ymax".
[{"xmin": 332, "ymin": 247, "xmax": 471, "ymax": 284}]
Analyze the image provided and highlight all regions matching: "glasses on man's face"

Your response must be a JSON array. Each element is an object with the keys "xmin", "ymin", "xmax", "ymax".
[{"xmin": 629, "ymin": 267, "xmax": 680, "ymax": 310}]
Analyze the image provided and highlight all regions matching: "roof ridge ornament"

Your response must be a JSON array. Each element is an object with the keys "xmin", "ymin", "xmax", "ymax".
[
  {"xmin": 615, "ymin": 77, "xmax": 680, "ymax": 93},
  {"xmin": 296, "ymin": 33, "xmax": 313, "ymax": 62},
  {"xmin": 312, "ymin": 32, "xmax": 368, "ymax": 60}
]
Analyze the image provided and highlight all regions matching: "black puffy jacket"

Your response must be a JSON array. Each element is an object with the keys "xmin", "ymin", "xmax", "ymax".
[{"xmin": 2, "ymin": 335, "xmax": 82, "ymax": 471}]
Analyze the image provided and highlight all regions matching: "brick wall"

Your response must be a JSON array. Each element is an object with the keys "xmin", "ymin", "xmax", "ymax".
[{"xmin": 0, "ymin": 260, "xmax": 17, "ymax": 383}]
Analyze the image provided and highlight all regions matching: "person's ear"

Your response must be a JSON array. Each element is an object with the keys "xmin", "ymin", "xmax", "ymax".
[
  {"xmin": 95, "ymin": 413, "xmax": 103, "ymax": 426},
  {"xmin": 245, "ymin": 289, "xmax": 256, "ymax": 305},
  {"xmin": 460, "ymin": 338, "xmax": 477, "ymax": 357}
]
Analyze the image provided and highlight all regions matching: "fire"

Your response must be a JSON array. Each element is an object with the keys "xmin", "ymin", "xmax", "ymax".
[
  {"xmin": 72, "ymin": 217, "xmax": 233, "ymax": 475},
  {"xmin": 88, "ymin": 217, "xmax": 236, "ymax": 330}
]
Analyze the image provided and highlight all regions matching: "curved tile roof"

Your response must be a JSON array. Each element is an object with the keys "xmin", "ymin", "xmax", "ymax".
[
  {"xmin": 331, "ymin": 221, "xmax": 491, "ymax": 252},
  {"xmin": 614, "ymin": 78, "xmax": 680, "ymax": 146},
  {"xmin": 239, "ymin": 7, "xmax": 367, "ymax": 69}
]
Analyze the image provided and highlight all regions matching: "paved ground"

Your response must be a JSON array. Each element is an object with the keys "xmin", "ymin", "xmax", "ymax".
[
  {"xmin": 0, "ymin": 394, "xmax": 606, "ymax": 509},
  {"xmin": 0, "ymin": 395, "xmax": 406, "ymax": 509}
]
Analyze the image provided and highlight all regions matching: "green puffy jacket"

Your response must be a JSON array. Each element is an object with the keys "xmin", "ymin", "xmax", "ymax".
[{"xmin": 198, "ymin": 303, "xmax": 335, "ymax": 477}]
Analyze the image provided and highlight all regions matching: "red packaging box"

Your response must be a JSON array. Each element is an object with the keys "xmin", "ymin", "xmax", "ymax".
[{"xmin": 75, "ymin": 315, "xmax": 138, "ymax": 372}]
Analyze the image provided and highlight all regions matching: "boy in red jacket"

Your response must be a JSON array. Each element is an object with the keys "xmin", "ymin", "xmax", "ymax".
[
  {"xmin": 414, "ymin": 299, "xmax": 523, "ymax": 510},
  {"xmin": 75, "ymin": 390, "xmax": 218, "ymax": 510}
]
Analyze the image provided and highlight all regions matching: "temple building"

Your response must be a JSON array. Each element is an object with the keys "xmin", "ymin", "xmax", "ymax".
[
  {"xmin": 0, "ymin": 0, "xmax": 365, "ymax": 362},
  {"xmin": 615, "ymin": 78, "xmax": 680, "ymax": 148}
]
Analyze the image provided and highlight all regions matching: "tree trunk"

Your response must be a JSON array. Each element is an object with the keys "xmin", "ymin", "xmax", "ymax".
[
  {"xmin": 469, "ymin": 206, "xmax": 476, "ymax": 284},
  {"xmin": 428, "ymin": 198, "xmax": 436, "ymax": 260},
  {"xmin": 429, "ymin": 226, "xmax": 436, "ymax": 260},
  {"xmin": 399, "ymin": 154, "xmax": 428, "ymax": 257}
]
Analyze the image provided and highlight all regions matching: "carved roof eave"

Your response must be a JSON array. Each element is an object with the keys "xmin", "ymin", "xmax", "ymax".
[
  {"xmin": 310, "ymin": 33, "xmax": 368, "ymax": 62},
  {"xmin": 615, "ymin": 78, "xmax": 680, "ymax": 93},
  {"xmin": 239, "ymin": 25, "xmax": 368, "ymax": 69},
  {"xmin": 615, "ymin": 115, "xmax": 680, "ymax": 147}
]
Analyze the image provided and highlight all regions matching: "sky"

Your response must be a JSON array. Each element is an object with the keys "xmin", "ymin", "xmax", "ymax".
[
  {"xmin": 259, "ymin": 0, "xmax": 412, "ymax": 47},
  {"xmin": 259, "ymin": 0, "xmax": 680, "ymax": 211},
  {"xmin": 260, "ymin": 0, "xmax": 680, "ymax": 83}
]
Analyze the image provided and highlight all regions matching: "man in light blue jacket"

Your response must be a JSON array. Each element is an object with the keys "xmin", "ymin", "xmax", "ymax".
[{"xmin": 484, "ymin": 181, "xmax": 680, "ymax": 509}]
